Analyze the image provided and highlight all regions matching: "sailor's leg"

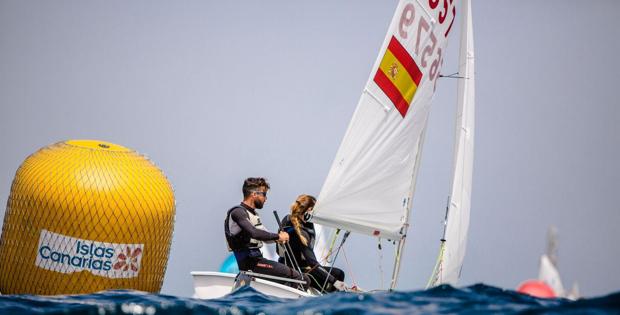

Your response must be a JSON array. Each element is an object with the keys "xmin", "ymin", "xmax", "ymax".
[
  {"xmin": 236, "ymin": 257, "xmax": 258, "ymax": 271},
  {"xmin": 309, "ymin": 265, "xmax": 346, "ymax": 292},
  {"xmin": 252, "ymin": 258, "xmax": 310, "ymax": 290},
  {"xmin": 329, "ymin": 266, "xmax": 345, "ymax": 282}
]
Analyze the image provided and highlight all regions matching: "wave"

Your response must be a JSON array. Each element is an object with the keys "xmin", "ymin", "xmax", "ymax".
[{"xmin": 0, "ymin": 284, "xmax": 618, "ymax": 314}]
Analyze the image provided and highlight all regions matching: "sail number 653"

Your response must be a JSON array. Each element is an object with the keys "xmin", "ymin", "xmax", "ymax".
[{"xmin": 398, "ymin": 1, "xmax": 454, "ymax": 89}]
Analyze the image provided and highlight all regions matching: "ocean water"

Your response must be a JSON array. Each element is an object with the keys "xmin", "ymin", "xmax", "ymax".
[{"xmin": 1, "ymin": 284, "xmax": 619, "ymax": 315}]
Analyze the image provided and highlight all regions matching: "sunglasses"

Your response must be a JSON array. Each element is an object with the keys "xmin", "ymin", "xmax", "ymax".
[{"xmin": 252, "ymin": 191, "xmax": 267, "ymax": 197}]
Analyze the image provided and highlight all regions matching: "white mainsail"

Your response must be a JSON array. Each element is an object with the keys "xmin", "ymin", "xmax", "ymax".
[
  {"xmin": 313, "ymin": 0, "xmax": 457, "ymax": 241},
  {"xmin": 428, "ymin": 0, "xmax": 475, "ymax": 287}
]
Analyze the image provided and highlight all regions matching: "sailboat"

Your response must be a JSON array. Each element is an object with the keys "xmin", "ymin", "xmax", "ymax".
[
  {"xmin": 517, "ymin": 227, "xmax": 580, "ymax": 300},
  {"xmin": 191, "ymin": 0, "xmax": 475, "ymax": 298},
  {"xmin": 538, "ymin": 227, "xmax": 566, "ymax": 297}
]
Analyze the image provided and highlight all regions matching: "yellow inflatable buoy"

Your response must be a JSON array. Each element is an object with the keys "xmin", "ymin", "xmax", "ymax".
[{"xmin": 0, "ymin": 140, "xmax": 175, "ymax": 294}]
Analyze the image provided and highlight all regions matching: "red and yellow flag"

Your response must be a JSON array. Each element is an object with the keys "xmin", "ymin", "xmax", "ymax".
[{"xmin": 373, "ymin": 36, "xmax": 423, "ymax": 117}]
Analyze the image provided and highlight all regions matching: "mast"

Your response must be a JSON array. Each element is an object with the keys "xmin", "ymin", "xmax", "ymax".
[{"xmin": 390, "ymin": 121, "xmax": 429, "ymax": 290}]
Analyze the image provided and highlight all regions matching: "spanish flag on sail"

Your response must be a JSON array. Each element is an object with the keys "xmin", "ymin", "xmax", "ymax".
[{"xmin": 373, "ymin": 36, "xmax": 423, "ymax": 117}]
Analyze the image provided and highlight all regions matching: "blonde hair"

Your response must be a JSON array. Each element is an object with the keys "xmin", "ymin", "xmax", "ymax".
[{"xmin": 290, "ymin": 194, "xmax": 316, "ymax": 246}]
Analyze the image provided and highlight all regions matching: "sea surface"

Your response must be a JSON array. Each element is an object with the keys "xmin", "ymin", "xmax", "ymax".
[{"xmin": 1, "ymin": 284, "xmax": 619, "ymax": 314}]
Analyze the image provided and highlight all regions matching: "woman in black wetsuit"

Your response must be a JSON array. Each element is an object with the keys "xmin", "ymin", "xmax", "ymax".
[{"xmin": 279, "ymin": 194, "xmax": 346, "ymax": 293}]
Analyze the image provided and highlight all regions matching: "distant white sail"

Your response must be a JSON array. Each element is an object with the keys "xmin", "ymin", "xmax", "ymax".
[
  {"xmin": 539, "ymin": 254, "xmax": 565, "ymax": 297},
  {"xmin": 567, "ymin": 282, "xmax": 580, "ymax": 301},
  {"xmin": 538, "ymin": 227, "xmax": 567, "ymax": 298},
  {"xmin": 428, "ymin": 0, "xmax": 475, "ymax": 287},
  {"xmin": 313, "ymin": 0, "xmax": 456, "ymax": 240}
]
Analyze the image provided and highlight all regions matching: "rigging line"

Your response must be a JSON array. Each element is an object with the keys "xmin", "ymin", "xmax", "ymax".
[
  {"xmin": 320, "ymin": 231, "xmax": 350, "ymax": 293},
  {"xmin": 318, "ymin": 227, "xmax": 335, "ymax": 264},
  {"xmin": 279, "ymin": 241, "xmax": 302, "ymax": 278},
  {"xmin": 442, "ymin": 195, "xmax": 451, "ymax": 240},
  {"xmin": 305, "ymin": 273, "xmax": 324, "ymax": 296},
  {"xmin": 305, "ymin": 263, "xmax": 320, "ymax": 275},
  {"xmin": 324, "ymin": 229, "xmax": 341, "ymax": 263},
  {"xmin": 341, "ymin": 246, "xmax": 358, "ymax": 288},
  {"xmin": 426, "ymin": 240, "xmax": 446, "ymax": 289},
  {"xmin": 272, "ymin": 211, "xmax": 304, "ymax": 276},
  {"xmin": 439, "ymin": 72, "xmax": 466, "ymax": 79},
  {"xmin": 426, "ymin": 195, "xmax": 452, "ymax": 288},
  {"xmin": 377, "ymin": 238, "xmax": 384, "ymax": 290},
  {"xmin": 281, "ymin": 243, "xmax": 294, "ymax": 273},
  {"xmin": 284, "ymin": 239, "xmax": 303, "ymax": 277}
]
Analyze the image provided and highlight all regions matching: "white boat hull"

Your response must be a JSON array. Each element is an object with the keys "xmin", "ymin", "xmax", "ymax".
[{"xmin": 191, "ymin": 271, "xmax": 314, "ymax": 299}]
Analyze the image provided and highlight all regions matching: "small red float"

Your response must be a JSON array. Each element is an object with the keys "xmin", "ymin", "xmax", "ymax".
[{"xmin": 517, "ymin": 280, "xmax": 556, "ymax": 298}]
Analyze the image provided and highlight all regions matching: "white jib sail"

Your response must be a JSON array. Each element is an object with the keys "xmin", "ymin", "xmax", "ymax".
[
  {"xmin": 428, "ymin": 0, "xmax": 474, "ymax": 287},
  {"xmin": 313, "ymin": 0, "xmax": 456, "ymax": 240}
]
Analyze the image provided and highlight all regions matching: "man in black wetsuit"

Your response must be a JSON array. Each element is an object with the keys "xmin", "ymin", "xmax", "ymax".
[{"xmin": 224, "ymin": 177, "xmax": 309, "ymax": 289}]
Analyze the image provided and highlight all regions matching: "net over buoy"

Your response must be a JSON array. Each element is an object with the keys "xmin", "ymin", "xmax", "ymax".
[{"xmin": 0, "ymin": 140, "xmax": 175, "ymax": 294}]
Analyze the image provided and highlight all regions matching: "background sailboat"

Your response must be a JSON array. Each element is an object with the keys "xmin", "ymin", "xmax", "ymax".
[{"xmin": 518, "ymin": 226, "xmax": 580, "ymax": 299}]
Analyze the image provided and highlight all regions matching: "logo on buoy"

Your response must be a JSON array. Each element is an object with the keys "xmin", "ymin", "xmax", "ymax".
[
  {"xmin": 113, "ymin": 247, "xmax": 143, "ymax": 272},
  {"xmin": 35, "ymin": 230, "xmax": 144, "ymax": 278}
]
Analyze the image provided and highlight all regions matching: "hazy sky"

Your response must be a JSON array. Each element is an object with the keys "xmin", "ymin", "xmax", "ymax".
[{"xmin": 1, "ymin": 1, "xmax": 619, "ymax": 297}]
